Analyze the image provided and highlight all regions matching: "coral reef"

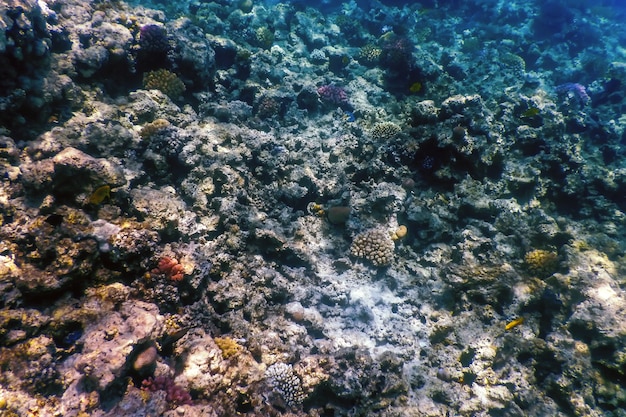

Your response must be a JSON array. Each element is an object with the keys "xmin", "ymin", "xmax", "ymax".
[{"xmin": 1, "ymin": 0, "xmax": 626, "ymax": 415}]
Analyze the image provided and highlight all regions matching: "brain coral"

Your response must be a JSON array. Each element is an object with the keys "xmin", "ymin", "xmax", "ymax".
[{"xmin": 350, "ymin": 228, "xmax": 395, "ymax": 267}]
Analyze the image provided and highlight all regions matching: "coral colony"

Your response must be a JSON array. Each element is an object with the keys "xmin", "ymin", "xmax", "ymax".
[
  {"xmin": 141, "ymin": 376, "xmax": 193, "ymax": 407},
  {"xmin": 1, "ymin": 0, "xmax": 626, "ymax": 415},
  {"xmin": 317, "ymin": 84, "xmax": 349, "ymax": 105},
  {"xmin": 556, "ymin": 82, "xmax": 591, "ymax": 104}
]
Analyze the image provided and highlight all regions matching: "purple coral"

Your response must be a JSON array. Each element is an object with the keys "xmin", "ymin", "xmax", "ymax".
[
  {"xmin": 141, "ymin": 376, "xmax": 193, "ymax": 407},
  {"xmin": 317, "ymin": 85, "xmax": 348, "ymax": 105},
  {"xmin": 556, "ymin": 83, "xmax": 590, "ymax": 105},
  {"xmin": 139, "ymin": 24, "xmax": 170, "ymax": 54},
  {"xmin": 137, "ymin": 24, "xmax": 170, "ymax": 71}
]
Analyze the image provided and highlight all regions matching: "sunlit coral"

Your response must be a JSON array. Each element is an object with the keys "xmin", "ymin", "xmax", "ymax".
[{"xmin": 524, "ymin": 249, "xmax": 559, "ymax": 277}]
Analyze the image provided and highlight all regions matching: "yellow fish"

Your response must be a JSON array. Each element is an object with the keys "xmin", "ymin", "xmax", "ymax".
[
  {"xmin": 87, "ymin": 185, "xmax": 111, "ymax": 205},
  {"xmin": 409, "ymin": 82, "xmax": 422, "ymax": 93},
  {"xmin": 521, "ymin": 107, "xmax": 540, "ymax": 118},
  {"xmin": 505, "ymin": 317, "xmax": 524, "ymax": 331}
]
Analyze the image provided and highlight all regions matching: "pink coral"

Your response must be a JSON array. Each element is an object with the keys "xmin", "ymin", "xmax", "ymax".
[
  {"xmin": 141, "ymin": 376, "xmax": 193, "ymax": 407},
  {"xmin": 151, "ymin": 256, "xmax": 185, "ymax": 282},
  {"xmin": 317, "ymin": 85, "xmax": 348, "ymax": 105}
]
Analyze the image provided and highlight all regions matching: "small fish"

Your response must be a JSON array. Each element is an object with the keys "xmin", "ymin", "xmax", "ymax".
[
  {"xmin": 409, "ymin": 82, "xmax": 422, "ymax": 93},
  {"xmin": 271, "ymin": 145, "xmax": 286, "ymax": 155},
  {"xmin": 521, "ymin": 107, "xmax": 540, "ymax": 118},
  {"xmin": 505, "ymin": 317, "xmax": 524, "ymax": 331},
  {"xmin": 63, "ymin": 329, "xmax": 83, "ymax": 346},
  {"xmin": 343, "ymin": 110, "xmax": 356, "ymax": 122},
  {"xmin": 87, "ymin": 185, "xmax": 111, "ymax": 205}
]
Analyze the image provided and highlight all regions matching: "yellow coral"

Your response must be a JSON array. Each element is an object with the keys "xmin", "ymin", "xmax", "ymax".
[
  {"xmin": 142, "ymin": 69, "xmax": 186, "ymax": 99},
  {"xmin": 215, "ymin": 336, "xmax": 242, "ymax": 359},
  {"xmin": 140, "ymin": 118, "xmax": 170, "ymax": 139},
  {"xmin": 358, "ymin": 44, "xmax": 382, "ymax": 65},
  {"xmin": 524, "ymin": 249, "xmax": 559, "ymax": 277}
]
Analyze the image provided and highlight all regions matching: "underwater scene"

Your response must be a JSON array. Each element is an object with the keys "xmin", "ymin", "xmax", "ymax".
[{"xmin": 2, "ymin": 0, "xmax": 626, "ymax": 415}]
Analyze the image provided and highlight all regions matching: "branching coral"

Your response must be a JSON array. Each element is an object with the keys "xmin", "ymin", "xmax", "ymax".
[
  {"xmin": 265, "ymin": 363, "xmax": 306, "ymax": 408},
  {"xmin": 214, "ymin": 336, "xmax": 242, "ymax": 359},
  {"xmin": 556, "ymin": 83, "xmax": 590, "ymax": 105},
  {"xmin": 317, "ymin": 85, "xmax": 348, "ymax": 106},
  {"xmin": 139, "ymin": 118, "xmax": 171, "ymax": 139},
  {"xmin": 371, "ymin": 122, "xmax": 401, "ymax": 141},
  {"xmin": 358, "ymin": 44, "xmax": 382, "ymax": 66},
  {"xmin": 524, "ymin": 249, "xmax": 559, "ymax": 278}
]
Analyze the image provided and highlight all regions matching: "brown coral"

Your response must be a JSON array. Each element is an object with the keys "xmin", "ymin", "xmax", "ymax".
[
  {"xmin": 524, "ymin": 249, "xmax": 559, "ymax": 278},
  {"xmin": 139, "ymin": 118, "xmax": 171, "ymax": 139},
  {"xmin": 214, "ymin": 336, "xmax": 242, "ymax": 359},
  {"xmin": 142, "ymin": 69, "xmax": 186, "ymax": 99},
  {"xmin": 350, "ymin": 228, "xmax": 395, "ymax": 267}
]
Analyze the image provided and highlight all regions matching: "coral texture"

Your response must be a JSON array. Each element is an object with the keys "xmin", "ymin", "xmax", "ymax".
[
  {"xmin": 265, "ymin": 363, "xmax": 306, "ymax": 408},
  {"xmin": 350, "ymin": 228, "xmax": 395, "ymax": 267}
]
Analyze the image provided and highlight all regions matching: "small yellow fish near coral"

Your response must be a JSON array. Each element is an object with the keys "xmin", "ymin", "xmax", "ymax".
[
  {"xmin": 409, "ymin": 82, "xmax": 422, "ymax": 93},
  {"xmin": 86, "ymin": 185, "xmax": 111, "ymax": 205},
  {"xmin": 521, "ymin": 107, "xmax": 540, "ymax": 118},
  {"xmin": 505, "ymin": 317, "xmax": 524, "ymax": 331}
]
